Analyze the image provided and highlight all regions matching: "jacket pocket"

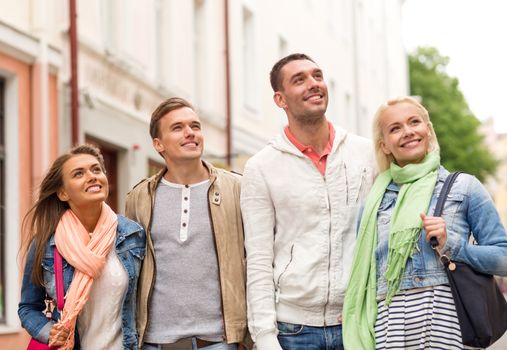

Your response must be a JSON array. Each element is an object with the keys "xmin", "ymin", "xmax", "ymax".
[
  {"xmin": 277, "ymin": 321, "xmax": 304, "ymax": 336},
  {"xmin": 355, "ymin": 167, "xmax": 368, "ymax": 204},
  {"xmin": 274, "ymin": 241, "xmax": 328, "ymax": 307},
  {"xmin": 442, "ymin": 193, "xmax": 465, "ymax": 226},
  {"xmin": 345, "ymin": 165, "xmax": 369, "ymax": 205},
  {"xmin": 275, "ymin": 244, "xmax": 295, "ymax": 303}
]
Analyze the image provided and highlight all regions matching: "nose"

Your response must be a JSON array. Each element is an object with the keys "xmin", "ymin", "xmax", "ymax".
[
  {"xmin": 402, "ymin": 124, "xmax": 415, "ymax": 137},
  {"xmin": 86, "ymin": 169, "xmax": 97, "ymax": 181},
  {"xmin": 184, "ymin": 125, "xmax": 195, "ymax": 137},
  {"xmin": 307, "ymin": 75, "xmax": 320, "ymax": 89}
]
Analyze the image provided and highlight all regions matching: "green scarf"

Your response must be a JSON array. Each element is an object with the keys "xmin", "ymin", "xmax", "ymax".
[{"xmin": 342, "ymin": 152, "xmax": 440, "ymax": 349}]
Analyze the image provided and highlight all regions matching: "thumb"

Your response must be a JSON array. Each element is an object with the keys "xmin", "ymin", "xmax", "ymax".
[{"xmin": 420, "ymin": 212, "xmax": 426, "ymax": 220}]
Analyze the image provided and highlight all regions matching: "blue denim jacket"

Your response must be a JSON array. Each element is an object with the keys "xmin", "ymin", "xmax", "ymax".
[
  {"xmin": 375, "ymin": 167, "xmax": 507, "ymax": 298},
  {"xmin": 18, "ymin": 215, "xmax": 146, "ymax": 350}
]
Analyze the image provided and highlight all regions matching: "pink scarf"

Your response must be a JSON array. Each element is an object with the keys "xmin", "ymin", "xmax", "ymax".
[{"xmin": 53, "ymin": 202, "xmax": 118, "ymax": 350}]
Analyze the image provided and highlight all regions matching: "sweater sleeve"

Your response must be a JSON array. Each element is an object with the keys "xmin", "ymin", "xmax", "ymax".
[{"xmin": 240, "ymin": 161, "xmax": 283, "ymax": 350}]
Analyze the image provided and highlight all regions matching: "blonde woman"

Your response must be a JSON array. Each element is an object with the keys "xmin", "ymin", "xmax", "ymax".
[
  {"xmin": 343, "ymin": 97, "xmax": 507, "ymax": 349},
  {"xmin": 18, "ymin": 144, "xmax": 146, "ymax": 349}
]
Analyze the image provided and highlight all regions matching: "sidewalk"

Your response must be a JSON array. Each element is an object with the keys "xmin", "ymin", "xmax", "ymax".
[{"xmin": 489, "ymin": 331, "xmax": 507, "ymax": 349}]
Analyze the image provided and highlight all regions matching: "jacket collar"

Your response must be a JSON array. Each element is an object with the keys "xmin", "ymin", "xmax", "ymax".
[
  {"xmin": 270, "ymin": 121, "xmax": 348, "ymax": 157},
  {"xmin": 148, "ymin": 160, "xmax": 218, "ymax": 194}
]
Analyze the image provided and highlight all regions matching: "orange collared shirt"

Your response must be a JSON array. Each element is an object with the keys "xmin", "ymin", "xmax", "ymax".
[{"xmin": 284, "ymin": 122, "xmax": 335, "ymax": 175}]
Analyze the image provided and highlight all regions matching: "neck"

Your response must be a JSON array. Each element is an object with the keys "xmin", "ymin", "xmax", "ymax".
[
  {"xmin": 164, "ymin": 159, "xmax": 209, "ymax": 185},
  {"xmin": 71, "ymin": 202, "xmax": 103, "ymax": 233},
  {"xmin": 288, "ymin": 118, "xmax": 329, "ymax": 154}
]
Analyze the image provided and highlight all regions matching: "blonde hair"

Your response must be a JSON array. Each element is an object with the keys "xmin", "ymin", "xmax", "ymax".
[{"xmin": 372, "ymin": 96, "xmax": 440, "ymax": 171}]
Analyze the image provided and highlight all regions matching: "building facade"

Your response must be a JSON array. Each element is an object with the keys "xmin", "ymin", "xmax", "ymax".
[{"xmin": 0, "ymin": 0, "xmax": 407, "ymax": 348}]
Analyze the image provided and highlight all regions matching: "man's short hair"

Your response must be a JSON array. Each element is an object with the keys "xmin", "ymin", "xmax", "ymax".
[
  {"xmin": 150, "ymin": 97, "xmax": 195, "ymax": 139},
  {"xmin": 269, "ymin": 53, "xmax": 315, "ymax": 92}
]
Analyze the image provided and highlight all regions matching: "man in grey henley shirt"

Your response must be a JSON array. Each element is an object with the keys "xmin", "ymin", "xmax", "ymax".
[{"xmin": 126, "ymin": 97, "xmax": 249, "ymax": 350}]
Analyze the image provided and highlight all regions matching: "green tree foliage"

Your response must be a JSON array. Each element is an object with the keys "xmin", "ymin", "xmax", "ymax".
[{"xmin": 409, "ymin": 47, "xmax": 497, "ymax": 182}]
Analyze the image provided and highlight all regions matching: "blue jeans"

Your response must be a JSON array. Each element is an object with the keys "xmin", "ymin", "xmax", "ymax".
[
  {"xmin": 143, "ymin": 339, "xmax": 237, "ymax": 350},
  {"xmin": 277, "ymin": 322, "xmax": 344, "ymax": 350}
]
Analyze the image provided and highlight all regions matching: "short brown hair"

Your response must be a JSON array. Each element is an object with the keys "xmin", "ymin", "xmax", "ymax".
[
  {"xmin": 150, "ymin": 97, "xmax": 195, "ymax": 139},
  {"xmin": 270, "ymin": 53, "xmax": 315, "ymax": 92}
]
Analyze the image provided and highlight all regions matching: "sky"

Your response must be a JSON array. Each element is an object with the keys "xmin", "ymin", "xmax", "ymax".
[{"xmin": 402, "ymin": 0, "xmax": 507, "ymax": 133}]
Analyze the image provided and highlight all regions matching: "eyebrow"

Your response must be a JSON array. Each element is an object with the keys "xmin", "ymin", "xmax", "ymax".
[
  {"xmin": 70, "ymin": 162, "xmax": 101, "ymax": 173},
  {"xmin": 170, "ymin": 120, "xmax": 201, "ymax": 128},
  {"xmin": 290, "ymin": 72, "xmax": 304, "ymax": 81},
  {"xmin": 289, "ymin": 68, "xmax": 323, "ymax": 82},
  {"xmin": 385, "ymin": 115, "xmax": 421, "ymax": 128}
]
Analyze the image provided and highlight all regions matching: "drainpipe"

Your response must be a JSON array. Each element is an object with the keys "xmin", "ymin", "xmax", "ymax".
[
  {"xmin": 224, "ymin": 0, "xmax": 232, "ymax": 167},
  {"xmin": 69, "ymin": 0, "xmax": 79, "ymax": 145}
]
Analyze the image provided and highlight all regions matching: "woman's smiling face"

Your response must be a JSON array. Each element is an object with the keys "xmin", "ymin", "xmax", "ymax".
[
  {"xmin": 379, "ymin": 101, "xmax": 432, "ymax": 167},
  {"xmin": 57, "ymin": 154, "xmax": 109, "ymax": 209}
]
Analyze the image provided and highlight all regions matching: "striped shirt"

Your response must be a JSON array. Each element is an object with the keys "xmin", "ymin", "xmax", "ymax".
[{"xmin": 374, "ymin": 285, "xmax": 481, "ymax": 350}]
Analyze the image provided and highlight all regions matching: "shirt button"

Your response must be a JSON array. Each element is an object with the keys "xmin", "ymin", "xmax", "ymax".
[
  {"xmin": 185, "ymin": 184, "xmax": 189, "ymax": 188},
  {"xmin": 184, "ymin": 197, "xmax": 188, "ymax": 200},
  {"xmin": 182, "ymin": 222, "xmax": 187, "ymax": 227},
  {"xmin": 184, "ymin": 209, "xmax": 188, "ymax": 213},
  {"xmin": 414, "ymin": 277, "xmax": 422, "ymax": 283}
]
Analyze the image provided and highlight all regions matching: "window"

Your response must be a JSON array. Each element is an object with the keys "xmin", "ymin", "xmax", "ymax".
[
  {"xmin": 101, "ymin": 0, "xmax": 117, "ymax": 54},
  {"xmin": 85, "ymin": 138, "xmax": 119, "ymax": 213},
  {"xmin": 154, "ymin": 0, "xmax": 164, "ymax": 84},
  {"xmin": 242, "ymin": 5, "xmax": 257, "ymax": 111},
  {"xmin": 278, "ymin": 36, "xmax": 288, "ymax": 59},
  {"xmin": 0, "ymin": 77, "xmax": 5, "ymax": 323},
  {"xmin": 100, "ymin": 146, "xmax": 118, "ymax": 212},
  {"xmin": 194, "ymin": 0, "xmax": 206, "ymax": 105},
  {"xmin": 328, "ymin": 80, "xmax": 338, "ymax": 123}
]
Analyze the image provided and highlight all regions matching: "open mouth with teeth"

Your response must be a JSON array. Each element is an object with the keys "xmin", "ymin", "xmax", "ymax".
[
  {"xmin": 304, "ymin": 93, "xmax": 324, "ymax": 102},
  {"xmin": 401, "ymin": 139, "xmax": 422, "ymax": 148},
  {"xmin": 85, "ymin": 184, "xmax": 102, "ymax": 193}
]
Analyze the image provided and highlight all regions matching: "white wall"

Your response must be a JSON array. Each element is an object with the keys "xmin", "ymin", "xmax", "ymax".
[
  {"xmin": 0, "ymin": 0, "xmax": 408, "ymax": 203},
  {"xmin": 228, "ymin": 0, "xmax": 408, "ymax": 165}
]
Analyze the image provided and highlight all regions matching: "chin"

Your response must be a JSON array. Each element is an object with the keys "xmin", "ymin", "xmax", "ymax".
[{"xmin": 180, "ymin": 153, "xmax": 202, "ymax": 161}]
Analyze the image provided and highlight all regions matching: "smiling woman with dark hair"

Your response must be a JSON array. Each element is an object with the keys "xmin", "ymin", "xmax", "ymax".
[
  {"xmin": 18, "ymin": 144, "xmax": 145, "ymax": 350},
  {"xmin": 343, "ymin": 96, "xmax": 507, "ymax": 350}
]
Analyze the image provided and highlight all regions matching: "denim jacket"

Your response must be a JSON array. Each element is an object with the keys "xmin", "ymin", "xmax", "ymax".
[
  {"xmin": 18, "ymin": 215, "xmax": 146, "ymax": 350},
  {"xmin": 375, "ymin": 167, "xmax": 507, "ymax": 298}
]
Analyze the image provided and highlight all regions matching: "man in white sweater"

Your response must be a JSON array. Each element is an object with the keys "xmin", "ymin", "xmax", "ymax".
[{"xmin": 240, "ymin": 53, "xmax": 377, "ymax": 350}]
